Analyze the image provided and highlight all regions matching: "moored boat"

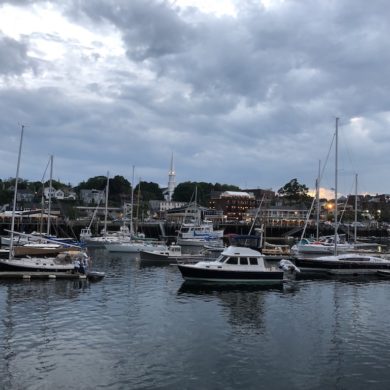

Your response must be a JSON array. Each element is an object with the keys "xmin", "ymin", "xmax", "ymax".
[
  {"xmin": 0, "ymin": 250, "xmax": 88, "ymax": 273},
  {"xmin": 294, "ymin": 253, "xmax": 390, "ymax": 275},
  {"xmin": 140, "ymin": 244, "xmax": 203, "ymax": 264},
  {"xmin": 105, "ymin": 240, "xmax": 167, "ymax": 253},
  {"xmin": 177, "ymin": 245, "xmax": 299, "ymax": 285}
]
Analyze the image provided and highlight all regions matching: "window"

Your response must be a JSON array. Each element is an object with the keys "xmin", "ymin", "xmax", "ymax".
[
  {"xmin": 240, "ymin": 258, "xmax": 248, "ymax": 265},
  {"xmin": 226, "ymin": 257, "xmax": 238, "ymax": 265},
  {"xmin": 218, "ymin": 256, "xmax": 228, "ymax": 263},
  {"xmin": 249, "ymin": 258, "xmax": 258, "ymax": 265}
]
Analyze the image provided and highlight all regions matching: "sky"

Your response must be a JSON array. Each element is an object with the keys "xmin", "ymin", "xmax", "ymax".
[{"xmin": 0, "ymin": 0, "xmax": 389, "ymax": 197}]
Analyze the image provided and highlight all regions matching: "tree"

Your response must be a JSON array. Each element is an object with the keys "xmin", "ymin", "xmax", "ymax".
[
  {"xmin": 172, "ymin": 182, "xmax": 197, "ymax": 203},
  {"xmin": 173, "ymin": 181, "xmax": 241, "ymax": 206},
  {"xmin": 109, "ymin": 175, "xmax": 132, "ymax": 202},
  {"xmin": 277, "ymin": 178, "xmax": 311, "ymax": 203},
  {"xmin": 76, "ymin": 176, "xmax": 107, "ymax": 191},
  {"xmin": 75, "ymin": 175, "xmax": 132, "ymax": 205},
  {"xmin": 135, "ymin": 181, "xmax": 164, "ymax": 202}
]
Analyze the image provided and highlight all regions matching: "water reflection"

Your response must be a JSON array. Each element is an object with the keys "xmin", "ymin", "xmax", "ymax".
[
  {"xmin": 178, "ymin": 282, "xmax": 298, "ymax": 334},
  {"xmin": 178, "ymin": 282, "xmax": 284, "ymax": 294}
]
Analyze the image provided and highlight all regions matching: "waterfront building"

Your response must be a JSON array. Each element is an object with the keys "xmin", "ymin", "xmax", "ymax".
[
  {"xmin": 246, "ymin": 205, "xmax": 308, "ymax": 226},
  {"xmin": 149, "ymin": 200, "xmax": 187, "ymax": 219},
  {"xmin": 43, "ymin": 187, "xmax": 77, "ymax": 201},
  {"xmin": 209, "ymin": 191, "xmax": 256, "ymax": 221},
  {"xmin": 16, "ymin": 189, "xmax": 35, "ymax": 202},
  {"xmin": 165, "ymin": 204, "xmax": 223, "ymax": 224},
  {"xmin": 79, "ymin": 189, "xmax": 105, "ymax": 205}
]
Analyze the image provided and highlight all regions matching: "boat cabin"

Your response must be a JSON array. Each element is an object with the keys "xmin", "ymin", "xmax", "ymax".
[
  {"xmin": 216, "ymin": 254, "xmax": 263, "ymax": 266},
  {"xmin": 210, "ymin": 246, "xmax": 272, "ymax": 270}
]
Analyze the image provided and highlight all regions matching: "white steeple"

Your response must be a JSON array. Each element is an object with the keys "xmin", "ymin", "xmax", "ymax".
[{"xmin": 167, "ymin": 153, "xmax": 176, "ymax": 201}]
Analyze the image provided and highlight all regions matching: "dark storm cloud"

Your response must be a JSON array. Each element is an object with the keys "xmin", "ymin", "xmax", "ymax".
[
  {"xmin": 70, "ymin": 0, "xmax": 390, "ymax": 120},
  {"xmin": 68, "ymin": 0, "xmax": 192, "ymax": 61}
]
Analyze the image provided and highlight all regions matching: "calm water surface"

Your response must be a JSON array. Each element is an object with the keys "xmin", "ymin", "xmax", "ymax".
[{"xmin": 1, "ymin": 248, "xmax": 390, "ymax": 389}]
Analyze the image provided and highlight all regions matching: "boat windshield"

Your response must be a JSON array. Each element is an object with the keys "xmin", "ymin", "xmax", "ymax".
[
  {"xmin": 226, "ymin": 257, "xmax": 238, "ymax": 265},
  {"xmin": 218, "ymin": 255, "xmax": 228, "ymax": 263}
]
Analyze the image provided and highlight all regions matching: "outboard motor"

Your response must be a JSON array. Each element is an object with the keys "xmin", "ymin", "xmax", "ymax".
[{"xmin": 278, "ymin": 259, "xmax": 300, "ymax": 280}]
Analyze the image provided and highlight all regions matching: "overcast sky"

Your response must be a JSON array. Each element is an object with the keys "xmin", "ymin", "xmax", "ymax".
[{"xmin": 0, "ymin": 0, "xmax": 389, "ymax": 196}]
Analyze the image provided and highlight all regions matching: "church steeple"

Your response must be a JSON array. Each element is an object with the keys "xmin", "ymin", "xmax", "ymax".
[{"xmin": 167, "ymin": 153, "xmax": 176, "ymax": 201}]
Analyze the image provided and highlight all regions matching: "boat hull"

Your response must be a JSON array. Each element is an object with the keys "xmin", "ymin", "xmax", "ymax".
[
  {"xmin": 177, "ymin": 264, "xmax": 284, "ymax": 284},
  {"xmin": 140, "ymin": 250, "xmax": 203, "ymax": 264},
  {"xmin": 0, "ymin": 259, "xmax": 75, "ymax": 273},
  {"xmin": 295, "ymin": 258, "xmax": 390, "ymax": 275},
  {"xmin": 106, "ymin": 243, "xmax": 167, "ymax": 253}
]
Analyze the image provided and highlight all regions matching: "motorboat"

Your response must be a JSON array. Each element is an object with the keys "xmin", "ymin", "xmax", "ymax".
[
  {"xmin": 177, "ymin": 220, "xmax": 224, "ymax": 246},
  {"xmin": 294, "ymin": 253, "xmax": 390, "ymax": 275},
  {"xmin": 86, "ymin": 270, "xmax": 105, "ymax": 281},
  {"xmin": 105, "ymin": 240, "xmax": 168, "ymax": 253},
  {"xmin": 140, "ymin": 244, "xmax": 203, "ymax": 264},
  {"xmin": 177, "ymin": 245, "xmax": 299, "ymax": 284}
]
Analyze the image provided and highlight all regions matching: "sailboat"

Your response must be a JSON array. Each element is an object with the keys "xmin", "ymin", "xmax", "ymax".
[
  {"xmin": 80, "ymin": 172, "xmax": 133, "ymax": 247},
  {"xmin": 294, "ymin": 118, "xmax": 390, "ymax": 275},
  {"xmin": 0, "ymin": 126, "xmax": 89, "ymax": 273},
  {"xmin": 105, "ymin": 166, "xmax": 167, "ymax": 253}
]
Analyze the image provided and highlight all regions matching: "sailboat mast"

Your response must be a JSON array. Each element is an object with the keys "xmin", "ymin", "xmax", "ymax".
[
  {"xmin": 354, "ymin": 173, "xmax": 358, "ymax": 243},
  {"xmin": 136, "ymin": 178, "xmax": 141, "ymax": 232},
  {"xmin": 334, "ymin": 118, "xmax": 339, "ymax": 255},
  {"xmin": 47, "ymin": 154, "xmax": 53, "ymax": 235},
  {"xmin": 130, "ymin": 165, "xmax": 135, "ymax": 235},
  {"xmin": 316, "ymin": 160, "xmax": 321, "ymax": 240},
  {"xmin": 9, "ymin": 124, "xmax": 25, "ymax": 260},
  {"xmin": 104, "ymin": 171, "xmax": 109, "ymax": 236}
]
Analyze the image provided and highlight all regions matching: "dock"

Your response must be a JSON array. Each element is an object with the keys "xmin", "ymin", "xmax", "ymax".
[{"xmin": 0, "ymin": 272, "xmax": 88, "ymax": 280}]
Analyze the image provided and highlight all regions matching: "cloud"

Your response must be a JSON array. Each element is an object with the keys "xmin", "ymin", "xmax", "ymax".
[
  {"xmin": 0, "ymin": 33, "xmax": 37, "ymax": 75},
  {"xmin": 0, "ymin": 0, "xmax": 390, "ymax": 195}
]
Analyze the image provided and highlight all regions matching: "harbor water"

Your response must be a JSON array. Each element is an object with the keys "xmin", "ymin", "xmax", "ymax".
[{"xmin": 1, "ymin": 248, "xmax": 390, "ymax": 389}]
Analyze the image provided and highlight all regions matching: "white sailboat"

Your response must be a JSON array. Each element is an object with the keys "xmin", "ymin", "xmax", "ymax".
[
  {"xmin": 105, "ymin": 166, "xmax": 167, "ymax": 253},
  {"xmin": 295, "ymin": 118, "xmax": 390, "ymax": 274},
  {"xmin": 0, "ymin": 126, "xmax": 88, "ymax": 273}
]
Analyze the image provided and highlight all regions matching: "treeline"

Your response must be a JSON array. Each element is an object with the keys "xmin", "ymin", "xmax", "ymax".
[{"xmin": 0, "ymin": 176, "xmax": 241, "ymax": 207}]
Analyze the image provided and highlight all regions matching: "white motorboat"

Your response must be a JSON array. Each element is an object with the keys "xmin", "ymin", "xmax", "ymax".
[
  {"xmin": 140, "ymin": 244, "xmax": 203, "ymax": 264},
  {"xmin": 105, "ymin": 240, "xmax": 168, "ymax": 253},
  {"xmin": 177, "ymin": 218, "xmax": 224, "ymax": 246},
  {"xmin": 294, "ymin": 253, "xmax": 390, "ymax": 275},
  {"xmin": 177, "ymin": 246, "xmax": 299, "ymax": 284}
]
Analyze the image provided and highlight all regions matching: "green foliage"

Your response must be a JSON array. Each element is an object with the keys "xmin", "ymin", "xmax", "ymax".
[
  {"xmin": 0, "ymin": 189, "xmax": 12, "ymax": 204},
  {"xmin": 277, "ymin": 178, "xmax": 311, "ymax": 203},
  {"xmin": 109, "ymin": 176, "xmax": 132, "ymax": 203},
  {"xmin": 135, "ymin": 181, "xmax": 164, "ymax": 202},
  {"xmin": 43, "ymin": 179, "xmax": 66, "ymax": 190},
  {"xmin": 76, "ymin": 176, "xmax": 108, "ymax": 191},
  {"xmin": 75, "ymin": 175, "xmax": 131, "ymax": 205},
  {"xmin": 173, "ymin": 181, "xmax": 240, "ymax": 206}
]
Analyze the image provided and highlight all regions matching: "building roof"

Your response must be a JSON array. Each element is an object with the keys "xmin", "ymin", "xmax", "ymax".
[{"xmin": 221, "ymin": 191, "xmax": 252, "ymax": 198}]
